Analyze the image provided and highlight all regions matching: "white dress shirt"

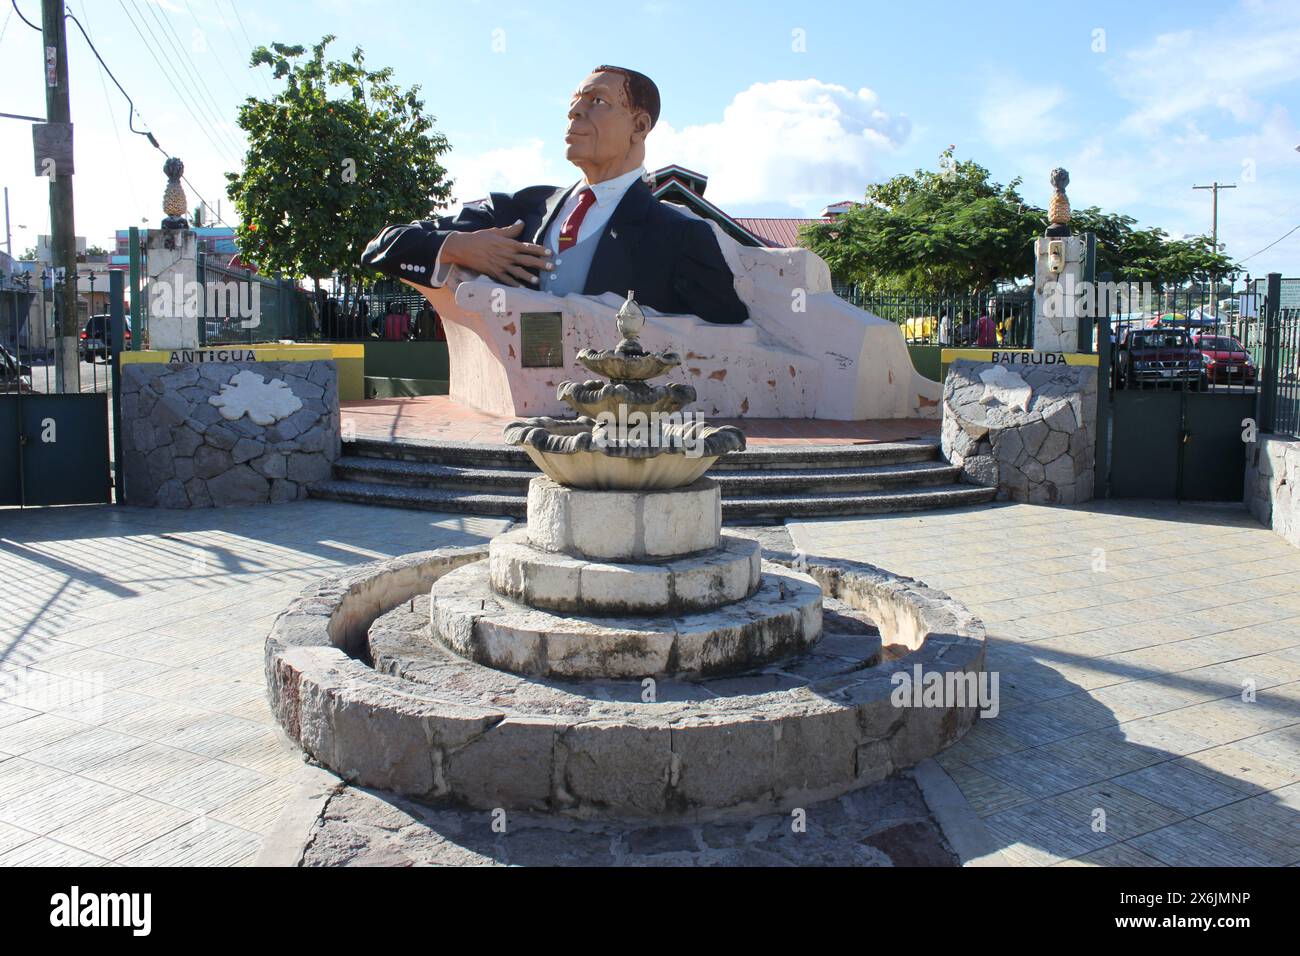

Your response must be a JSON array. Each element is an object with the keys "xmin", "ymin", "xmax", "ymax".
[{"xmin": 427, "ymin": 166, "xmax": 648, "ymax": 287}]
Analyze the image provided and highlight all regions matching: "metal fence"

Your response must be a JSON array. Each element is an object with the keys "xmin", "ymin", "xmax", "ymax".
[
  {"xmin": 1100, "ymin": 282, "xmax": 1260, "ymax": 396},
  {"xmin": 197, "ymin": 253, "xmax": 316, "ymax": 346},
  {"xmin": 836, "ymin": 286, "xmax": 1034, "ymax": 348},
  {"xmin": 2, "ymin": 279, "xmax": 114, "ymax": 395},
  {"xmin": 1253, "ymin": 276, "xmax": 1300, "ymax": 439}
]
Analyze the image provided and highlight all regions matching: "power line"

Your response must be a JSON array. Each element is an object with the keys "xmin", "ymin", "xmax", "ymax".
[
  {"xmin": 181, "ymin": 0, "xmax": 251, "ymax": 111},
  {"xmin": 114, "ymin": 0, "xmax": 242, "ymax": 168},
  {"xmin": 125, "ymin": 0, "xmax": 243, "ymax": 164},
  {"xmin": 137, "ymin": 0, "xmax": 245, "ymax": 159},
  {"xmin": 224, "ymin": 0, "xmax": 274, "ymax": 98},
  {"xmin": 78, "ymin": 0, "xmax": 143, "ymax": 222},
  {"xmin": 65, "ymin": 4, "xmax": 233, "ymax": 228},
  {"xmin": 64, "ymin": 9, "xmax": 160, "ymax": 146},
  {"xmin": 1239, "ymin": 222, "xmax": 1300, "ymax": 263},
  {"xmin": 9, "ymin": 0, "xmax": 38, "ymax": 31}
]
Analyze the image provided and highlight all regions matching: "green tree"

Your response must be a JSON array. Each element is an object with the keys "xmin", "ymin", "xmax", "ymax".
[
  {"xmin": 802, "ymin": 147, "xmax": 1042, "ymax": 292},
  {"xmin": 805, "ymin": 149, "xmax": 1239, "ymax": 291},
  {"xmin": 226, "ymin": 35, "xmax": 453, "ymax": 317}
]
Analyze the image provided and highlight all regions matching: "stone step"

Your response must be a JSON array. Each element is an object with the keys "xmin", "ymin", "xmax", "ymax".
[
  {"xmin": 332, "ymin": 454, "xmax": 961, "ymax": 497},
  {"xmin": 309, "ymin": 477, "xmax": 997, "ymax": 519},
  {"xmin": 430, "ymin": 558, "xmax": 823, "ymax": 680},
  {"xmin": 342, "ymin": 436, "xmax": 940, "ymax": 472},
  {"xmin": 721, "ymin": 484, "xmax": 999, "ymax": 518},
  {"xmin": 309, "ymin": 479, "xmax": 528, "ymax": 517}
]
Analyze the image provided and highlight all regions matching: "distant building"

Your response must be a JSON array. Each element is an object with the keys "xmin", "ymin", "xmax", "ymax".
[{"xmin": 647, "ymin": 165, "xmax": 857, "ymax": 249}]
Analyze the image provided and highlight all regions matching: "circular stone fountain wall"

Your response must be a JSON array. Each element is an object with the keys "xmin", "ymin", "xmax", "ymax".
[{"xmin": 264, "ymin": 542, "xmax": 986, "ymax": 819}]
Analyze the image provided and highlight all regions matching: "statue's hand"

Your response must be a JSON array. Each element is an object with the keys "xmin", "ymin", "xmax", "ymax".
[{"xmin": 441, "ymin": 220, "xmax": 553, "ymax": 287}]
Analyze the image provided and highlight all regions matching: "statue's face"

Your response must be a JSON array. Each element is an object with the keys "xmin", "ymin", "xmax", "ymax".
[{"xmin": 565, "ymin": 71, "xmax": 648, "ymax": 169}]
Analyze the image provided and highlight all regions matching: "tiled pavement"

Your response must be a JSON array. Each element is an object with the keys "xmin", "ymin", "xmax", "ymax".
[
  {"xmin": 2, "ymin": 496, "xmax": 1296, "ymax": 867},
  {"xmin": 0, "ymin": 503, "xmax": 511, "ymax": 866},
  {"xmin": 789, "ymin": 500, "xmax": 1300, "ymax": 867},
  {"xmin": 341, "ymin": 394, "xmax": 941, "ymax": 446}
]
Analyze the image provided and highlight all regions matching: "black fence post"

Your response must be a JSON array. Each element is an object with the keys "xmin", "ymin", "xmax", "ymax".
[
  {"xmin": 1078, "ymin": 231, "xmax": 1096, "ymax": 353},
  {"xmin": 1094, "ymin": 271, "xmax": 1112, "ymax": 498},
  {"xmin": 196, "ymin": 251, "xmax": 206, "ymax": 347},
  {"xmin": 1258, "ymin": 273, "xmax": 1282, "ymax": 433},
  {"xmin": 109, "ymin": 269, "xmax": 125, "ymax": 504}
]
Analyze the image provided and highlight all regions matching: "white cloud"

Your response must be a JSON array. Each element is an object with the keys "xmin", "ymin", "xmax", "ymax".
[
  {"xmin": 1108, "ymin": 0, "xmax": 1300, "ymax": 133},
  {"xmin": 440, "ymin": 138, "xmax": 567, "ymax": 208},
  {"xmin": 644, "ymin": 78, "xmax": 910, "ymax": 213},
  {"xmin": 978, "ymin": 80, "xmax": 1070, "ymax": 147}
]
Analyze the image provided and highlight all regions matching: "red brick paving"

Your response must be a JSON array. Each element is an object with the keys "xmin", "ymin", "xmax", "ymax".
[{"xmin": 340, "ymin": 396, "xmax": 939, "ymax": 446}]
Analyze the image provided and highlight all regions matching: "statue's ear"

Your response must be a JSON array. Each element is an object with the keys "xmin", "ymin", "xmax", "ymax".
[{"xmin": 632, "ymin": 111, "xmax": 652, "ymax": 141}]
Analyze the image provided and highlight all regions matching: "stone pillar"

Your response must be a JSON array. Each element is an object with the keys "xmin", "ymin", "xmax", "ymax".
[
  {"xmin": 1032, "ymin": 234, "xmax": 1087, "ymax": 353},
  {"xmin": 941, "ymin": 359, "xmax": 1097, "ymax": 505},
  {"xmin": 144, "ymin": 228, "xmax": 198, "ymax": 350}
]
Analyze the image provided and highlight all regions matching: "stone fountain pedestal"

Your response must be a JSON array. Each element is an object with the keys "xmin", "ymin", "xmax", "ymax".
[
  {"xmin": 265, "ymin": 293, "xmax": 987, "ymax": 821},
  {"xmin": 431, "ymin": 476, "xmax": 822, "ymax": 680}
]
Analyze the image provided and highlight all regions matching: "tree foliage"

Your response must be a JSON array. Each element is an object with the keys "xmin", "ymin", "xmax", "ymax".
[
  {"xmin": 802, "ymin": 148, "xmax": 1238, "ymax": 291},
  {"xmin": 225, "ymin": 35, "xmax": 453, "ymax": 298}
]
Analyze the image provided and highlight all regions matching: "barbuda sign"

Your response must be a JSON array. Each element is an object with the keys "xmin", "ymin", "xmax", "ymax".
[
  {"xmin": 941, "ymin": 348, "xmax": 1100, "ymax": 368},
  {"xmin": 167, "ymin": 348, "xmax": 258, "ymax": 364}
]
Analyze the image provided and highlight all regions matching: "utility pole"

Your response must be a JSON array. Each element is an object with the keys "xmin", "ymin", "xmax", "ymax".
[
  {"xmin": 1192, "ymin": 181, "xmax": 1236, "ymax": 254},
  {"xmin": 3, "ymin": 187, "xmax": 10, "ymax": 257},
  {"xmin": 41, "ymin": 0, "xmax": 80, "ymax": 393}
]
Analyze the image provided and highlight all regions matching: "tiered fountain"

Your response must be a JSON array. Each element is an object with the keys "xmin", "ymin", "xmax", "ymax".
[
  {"xmin": 266, "ymin": 295, "xmax": 987, "ymax": 819},
  {"xmin": 421, "ymin": 292, "xmax": 821, "ymax": 680}
]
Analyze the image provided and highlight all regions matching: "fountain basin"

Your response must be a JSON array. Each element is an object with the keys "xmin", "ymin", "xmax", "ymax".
[
  {"xmin": 503, "ymin": 417, "xmax": 744, "ymax": 491},
  {"xmin": 264, "ymin": 543, "xmax": 986, "ymax": 818}
]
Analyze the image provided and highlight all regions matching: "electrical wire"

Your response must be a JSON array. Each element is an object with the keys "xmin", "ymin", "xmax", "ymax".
[
  {"xmin": 115, "ymin": 0, "xmax": 241, "ymax": 167},
  {"xmin": 78, "ymin": 0, "xmax": 143, "ymax": 223},
  {"xmin": 9, "ymin": 0, "xmax": 37, "ymax": 31},
  {"xmin": 64, "ymin": 4, "xmax": 234, "ymax": 228},
  {"xmin": 135, "ymin": 0, "xmax": 245, "ymax": 161},
  {"xmin": 1239, "ymin": 222, "xmax": 1300, "ymax": 263},
  {"xmin": 63, "ymin": 9, "xmax": 160, "ymax": 148}
]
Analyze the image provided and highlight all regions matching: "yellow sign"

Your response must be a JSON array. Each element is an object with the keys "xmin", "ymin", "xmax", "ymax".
[
  {"xmin": 120, "ymin": 346, "xmax": 334, "ymax": 364},
  {"xmin": 941, "ymin": 349, "xmax": 1100, "ymax": 368}
]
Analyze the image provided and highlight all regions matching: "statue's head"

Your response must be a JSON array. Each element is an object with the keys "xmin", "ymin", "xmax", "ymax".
[
  {"xmin": 566, "ymin": 66, "xmax": 659, "ymax": 178},
  {"xmin": 1050, "ymin": 167, "xmax": 1069, "ymax": 192}
]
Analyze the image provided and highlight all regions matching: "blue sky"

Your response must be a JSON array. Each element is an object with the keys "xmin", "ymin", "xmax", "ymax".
[{"xmin": 2, "ymin": 0, "xmax": 1298, "ymax": 276}]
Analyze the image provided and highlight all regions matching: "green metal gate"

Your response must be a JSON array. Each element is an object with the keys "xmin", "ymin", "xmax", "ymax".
[
  {"xmin": 1, "ymin": 269, "xmax": 119, "ymax": 507},
  {"xmin": 1100, "ymin": 276, "xmax": 1271, "ymax": 502},
  {"xmin": 0, "ymin": 393, "xmax": 111, "ymax": 505}
]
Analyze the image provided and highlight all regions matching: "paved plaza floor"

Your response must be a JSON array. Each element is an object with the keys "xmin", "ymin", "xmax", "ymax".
[
  {"xmin": 1, "ymin": 496, "xmax": 1296, "ymax": 866},
  {"xmin": 0, "ymin": 502, "xmax": 511, "ymax": 865},
  {"xmin": 789, "ymin": 501, "xmax": 1300, "ymax": 866}
]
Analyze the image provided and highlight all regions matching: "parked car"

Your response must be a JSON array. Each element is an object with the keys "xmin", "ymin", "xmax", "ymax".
[
  {"xmin": 1193, "ymin": 333, "xmax": 1257, "ymax": 386},
  {"xmin": 79, "ymin": 314, "xmax": 132, "ymax": 361},
  {"xmin": 0, "ymin": 344, "xmax": 33, "ymax": 393},
  {"xmin": 1116, "ymin": 327, "xmax": 1205, "ymax": 389}
]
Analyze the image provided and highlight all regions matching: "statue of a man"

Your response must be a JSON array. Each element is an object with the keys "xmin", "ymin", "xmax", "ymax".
[{"xmin": 360, "ymin": 66, "xmax": 748, "ymax": 325}]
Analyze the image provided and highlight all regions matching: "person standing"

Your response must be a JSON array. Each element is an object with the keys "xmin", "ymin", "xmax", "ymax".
[{"xmin": 976, "ymin": 302, "xmax": 998, "ymax": 347}]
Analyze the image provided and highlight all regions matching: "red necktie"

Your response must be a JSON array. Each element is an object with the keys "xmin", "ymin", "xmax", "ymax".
[{"xmin": 557, "ymin": 188, "xmax": 596, "ymax": 251}]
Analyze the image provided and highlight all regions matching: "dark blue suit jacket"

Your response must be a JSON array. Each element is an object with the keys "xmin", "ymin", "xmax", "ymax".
[{"xmin": 360, "ymin": 179, "xmax": 749, "ymax": 325}]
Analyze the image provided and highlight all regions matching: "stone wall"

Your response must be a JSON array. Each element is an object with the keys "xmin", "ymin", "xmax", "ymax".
[
  {"xmin": 1245, "ymin": 434, "xmax": 1300, "ymax": 549},
  {"xmin": 122, "ymin": 360, "xmax": 340, "ymax": 508},
  {"xmin": 941, "ymin": 359, "xmax": 1097, "ymax": 505}
]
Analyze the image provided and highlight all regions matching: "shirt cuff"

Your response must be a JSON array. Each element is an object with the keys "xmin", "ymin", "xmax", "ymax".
[{"xmin": 427, "ymin": 245, "xmax": 455, "ymax": 288}]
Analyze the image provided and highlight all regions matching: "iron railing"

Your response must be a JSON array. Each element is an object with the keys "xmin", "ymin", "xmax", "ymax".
[
  {"xmin": 836, "ymin": 286, "xmax": 1034, "ymax": 348},
  {"xmin": 197, "ymin": 252, "xmax": 316, "ymax": 346}
]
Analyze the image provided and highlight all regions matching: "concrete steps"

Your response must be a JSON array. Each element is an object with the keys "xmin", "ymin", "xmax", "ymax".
[{"xmin": 311, "ymin": 436, "xmax": 996, "ymax": 519}]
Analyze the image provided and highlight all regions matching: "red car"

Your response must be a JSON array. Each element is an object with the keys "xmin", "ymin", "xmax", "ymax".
[{"xmin": 1193, "ymin": 334, "xmax": 1256, "ymax": 386}]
